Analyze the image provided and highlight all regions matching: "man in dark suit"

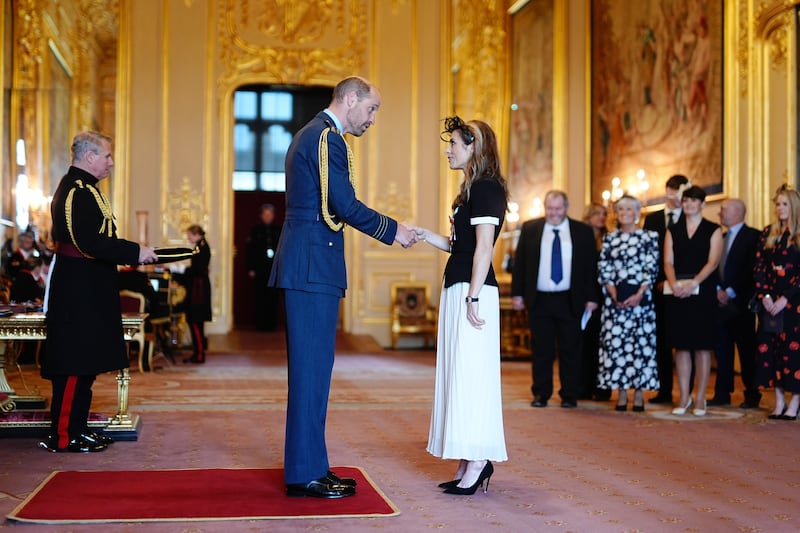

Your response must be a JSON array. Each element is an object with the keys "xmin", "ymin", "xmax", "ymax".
[
  {"xmin": 269, "ymin": 76, "xmax": 416, "ymax": 498},
  {"xmin": 511, "ymin": 190, "xmax": 599, "ymax": 408},
  {"xmin": 710, "ymin": 198, "xmax": 761, "ymax": 408},
  {"xmin": 644, "ymin": 174, "xmax": 689, "ymax": 404},
  {"xmin": 246, "ymin": 203, "xmax": 282, "ymax": 331}
]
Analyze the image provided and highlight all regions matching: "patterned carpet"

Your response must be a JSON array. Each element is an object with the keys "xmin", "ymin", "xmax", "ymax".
[{"xmin": 1, "ymin": 330, "xmax": 799, "ymax": 532}]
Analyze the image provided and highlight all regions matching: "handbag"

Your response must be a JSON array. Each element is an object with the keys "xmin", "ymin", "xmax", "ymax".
[
  {"xmin": 760, "ymin": 310, "xmax": 784, "ymax": 334},
  {"xmin": 615, "ymin": 282, "xmax": 650, "ymax": 306}
]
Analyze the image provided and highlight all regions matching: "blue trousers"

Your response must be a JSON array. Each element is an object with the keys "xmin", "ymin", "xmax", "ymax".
[{"xmin": 282, "ymin": 289, "xmax": 339, "ymax": 484}]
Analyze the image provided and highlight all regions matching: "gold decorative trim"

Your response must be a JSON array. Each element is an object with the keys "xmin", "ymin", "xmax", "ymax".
[
  {"xmin": 216, "ymin": 0, "xmax": 368, "ymax": 86},
  {"xmin": 161, "ymin": 176, "xmax": 208, "ymax": 243},
  {"xmin": 755, "ymin": 0, "xmax": 798, "ymax": 70}
]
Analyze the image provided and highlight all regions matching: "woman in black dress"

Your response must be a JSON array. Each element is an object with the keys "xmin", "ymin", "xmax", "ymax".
[
  {"xmin": 664, "ymin": 185, "xmax": 723, "ymax": 416},
  {"xmin": 184, "ymin": 224, "xmax": 211, "ymax": 363},
  {"xmin": 754, "ymin": 185, "xmax": 800, "ymax": 420}
]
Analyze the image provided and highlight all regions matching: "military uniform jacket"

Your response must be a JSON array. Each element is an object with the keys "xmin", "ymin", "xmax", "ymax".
[
  {"xmin": 43, "ymin": 166, "xmax": 140, "ymax": 377},
  {"xmin": 269, "ymin": 111, "xmax": 397, "ymax": 297}
]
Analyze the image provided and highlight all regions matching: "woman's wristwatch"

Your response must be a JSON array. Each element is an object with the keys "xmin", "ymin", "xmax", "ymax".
[{"xmin": 465, "ymin": 296, "xmax": 479, "ymax": 304}]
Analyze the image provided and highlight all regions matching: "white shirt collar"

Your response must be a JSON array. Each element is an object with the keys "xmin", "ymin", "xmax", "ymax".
[{"xmin": 323, "ymin": 109, "xmax": 344, "ymax": 133}]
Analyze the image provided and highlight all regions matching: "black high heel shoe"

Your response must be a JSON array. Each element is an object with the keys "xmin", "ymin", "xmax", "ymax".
[
  {"xmin": 443, "ymin": 461, "xmax": 493, "ymax": 495},
  {"xmin": 437, "ymin": 479, "xmax": 461, "ymax": 489}
]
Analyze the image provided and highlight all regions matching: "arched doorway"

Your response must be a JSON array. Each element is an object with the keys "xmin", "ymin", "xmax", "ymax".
[{"xmin": 231, "ymin": 84, "xmax": 333, "ymax": 330}]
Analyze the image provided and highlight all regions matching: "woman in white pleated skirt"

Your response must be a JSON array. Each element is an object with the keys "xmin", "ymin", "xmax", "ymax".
[{"xmin": 413, "ymin": 116, "xmax": 508, "ymax": 495}]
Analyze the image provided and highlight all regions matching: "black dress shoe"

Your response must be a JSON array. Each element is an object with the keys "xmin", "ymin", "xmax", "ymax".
[
  {"xmin": 707, "ymin": 396, "xmax": 730, "ymax": 407},
  {"xmin": 531, "ymin": 396, "xmax": 548, "ymax": 408},
  {"xmin": 739, "ymin": 399, "xmax": 760, "ymax": 409},
  {"xmin": 561, "ymin": 400, "xmax": 577, "ymax": 408},
  {"xmin": 649, "ymin": 394, "xmax": 672, "ymax": 404},
  {"xmin": 39, "ymin": 436, "xmax": 107, "ymax": 453},
  {"xmin": 81, "ymin": 431, "xmax": 113, "ymax": 445},
  {"xmin": 327, "ymin": 470, "xmax": 356, "ymax": 487},
  {"xmin": 286, "ymin": 478, "xmax": 356, "ymax": 498}
]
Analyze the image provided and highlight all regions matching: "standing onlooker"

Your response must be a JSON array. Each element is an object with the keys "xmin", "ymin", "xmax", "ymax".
[
  {"xmin": 246, "ymin": 203, "xmax": 282, "ymax": 331},
  {"xmin": 414, "ymin": 116, "xmax": 508, "ymax": 495},
  {"xmin": 581, "ymin": 202, "xmax": 609, "ymax": 401},
  {"xmin": 10, "ymin": 255, "xmax": 45, "ymax": 303},
  {"xmin": 644, "ymin": 174, "xmax": 690, "ymax": 404},
  {"xmin": 754, "ymin": 185, "xmax": 800, "ymax": 420},
  {"xmin": 664, "ymin": 185, "xmax": 723, "ymax": 416},
  {"xmin": 710, "ymin": 199, "xmax": 761, "ymax": 408},
  {"xmin": 5, "ymin": 231, "xmax": 40, "ymax": 282},
  {"xmin": 183, "ymin": 224, "xmax": 211, "ymax": 364},
  {"xmin": 511, "ymin": 190, "xmax": 600, "ymax": 409},
  {"xmin": 597, "ymin": 196, "xmax": 660, "ymax": 411},
  {"xmin": 268, "ymin": 76, "xmax": 417, "ymax": 498},
  {"xmin": 41, "ymin": 131, "xmax": 158, "ymax": 453}
]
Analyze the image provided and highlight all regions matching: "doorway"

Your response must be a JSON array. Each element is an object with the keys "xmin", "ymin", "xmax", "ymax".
[{"xmin": 231, "ymin": 84, "xmax": 333, "ymax": 329}]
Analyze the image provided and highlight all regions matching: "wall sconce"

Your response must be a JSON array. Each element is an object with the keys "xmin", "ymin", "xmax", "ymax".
[
  {"xmin": 529, "ymin": 197, "xmax": 542, "ymax": 219},
  {"xmin": 506, "ymin": 202, "xmax": 520, "ymax": 231}
]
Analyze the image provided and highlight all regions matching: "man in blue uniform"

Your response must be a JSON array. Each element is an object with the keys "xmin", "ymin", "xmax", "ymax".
[{"xmin": 269, "ymin": 76, "xmax": 417, "ymax": 498}]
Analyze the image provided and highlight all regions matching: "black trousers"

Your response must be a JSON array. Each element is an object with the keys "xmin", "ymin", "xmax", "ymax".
[
  {"xmin": 49, "ymin": 374, "xmax": 96, "ymax": 448},
  {"xmin": 189, "ymin": 321, "xmax": 206, "ymax": 360},
  {"xmin": 652, "ymin": 292, "xmax": 674, "ymax": 397},
  {"xmin": 714, "ymin": 306, "xmax": 759, "ymax": 401},
  {"xmin": 529, "ymin": 292, "xmax": 582, "ymax": 402}
]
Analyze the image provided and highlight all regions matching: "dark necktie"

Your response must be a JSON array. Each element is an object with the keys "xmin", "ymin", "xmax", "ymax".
[
  {"xmin": 551, "ymin": 229, "xmax": 563, "ymax": 284},
  {"xmin": 667, "ymin": 211, "xmax": 675, "ymax": 227},
  {"xmin": 719, "ymin": 231, "xmax": 731, "ymax": 283}
]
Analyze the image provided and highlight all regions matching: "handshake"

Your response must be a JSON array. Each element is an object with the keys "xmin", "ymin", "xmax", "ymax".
[{"xmin": 395, "ymin": 224, "xmax": 430, "ymax": 249}]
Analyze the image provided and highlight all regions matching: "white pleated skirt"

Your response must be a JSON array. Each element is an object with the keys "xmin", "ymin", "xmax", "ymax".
[{"xmin": 426, "ymin": 282, "xmax": 508, "ymax": 461}]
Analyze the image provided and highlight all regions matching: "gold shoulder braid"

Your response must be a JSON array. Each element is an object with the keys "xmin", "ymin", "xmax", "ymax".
[
  {"xmin": 64, "ymin": 179, "xmax": 116, "ymax": 258},
  {"xmin": 318, "ymin": 127, "xmax": 356, "ymax": 231}
]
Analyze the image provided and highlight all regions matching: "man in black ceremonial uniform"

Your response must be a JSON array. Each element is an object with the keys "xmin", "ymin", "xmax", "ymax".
[{"xmin": 40, "ymin": 131, "xmax": 157, "ymax": 453}]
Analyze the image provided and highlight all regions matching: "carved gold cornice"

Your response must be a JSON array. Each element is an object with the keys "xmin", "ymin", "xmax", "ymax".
[
  {"xmin": 217, "ymin": 0, "xmax": 368, "ymax": 87},
  {"xmin": 755, "ymin": 0, "xmax": 799, "ymax": 70}
]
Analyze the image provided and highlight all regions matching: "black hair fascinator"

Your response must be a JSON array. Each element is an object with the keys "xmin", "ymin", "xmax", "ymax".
[{"xmin": 440, "ymin": 116, "xmax": 475, "ymax": 145}]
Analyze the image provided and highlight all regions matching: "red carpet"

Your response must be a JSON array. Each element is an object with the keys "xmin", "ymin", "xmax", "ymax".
[{"xmin": 7, "ymin": 466, "xmax": 399, "ymax": 523}]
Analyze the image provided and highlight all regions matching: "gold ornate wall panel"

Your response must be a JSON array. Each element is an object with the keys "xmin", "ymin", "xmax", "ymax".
[
  {"xmin": 8, "ymin": 0, "xmax": 117, "ymax": 228},
  {"xmin": 748, "ymin": 0, "xmax": 799, "ymax": 226},
  {"xmin": 216, "ymin": 0, "xmax": 369, "ymax": 87}
]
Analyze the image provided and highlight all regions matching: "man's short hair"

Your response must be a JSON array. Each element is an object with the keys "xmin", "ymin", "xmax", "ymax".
[
  {"xmin": 71, "ymin": 131, "xmax": 112, "ymax": 163},
  {"xmin": 665, "ymin": 174, "xmax": 689, "ymax": 190}
]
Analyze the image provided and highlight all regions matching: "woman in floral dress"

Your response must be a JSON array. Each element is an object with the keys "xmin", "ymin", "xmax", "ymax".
[
  {"xmin": 754, "ymin": 185, "xmax": 800, "ymax": 420},
  {"xmin": 597, "ymin": 195, "xmax": 660, "ymax": 411}
]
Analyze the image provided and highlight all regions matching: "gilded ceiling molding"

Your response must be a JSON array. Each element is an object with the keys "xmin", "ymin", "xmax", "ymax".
[
  {"xmin": 450, "ymin": 0, "xmax": 506, "ymax": 131},
  {"xmin": 755, "ymin": 0, "xmax": 799, "ymax": 70},
  {"xmin": 217, "ymin": 0, "xmax": 367, "ymax": 87}
]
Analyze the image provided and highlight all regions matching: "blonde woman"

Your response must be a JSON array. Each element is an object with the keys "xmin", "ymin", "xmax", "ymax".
[
  {"xmin": 754, "ymin": 185, "xmax": 800, "ymax": 420},
  {"xmin": 597, "ymin": 196, "xmax": 660, "ymax": 411}
]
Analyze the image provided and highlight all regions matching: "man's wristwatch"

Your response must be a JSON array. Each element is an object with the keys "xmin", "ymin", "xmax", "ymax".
[{"xmin": 465, "ymin": 296, "xmax": 479, "ymax": 303}]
